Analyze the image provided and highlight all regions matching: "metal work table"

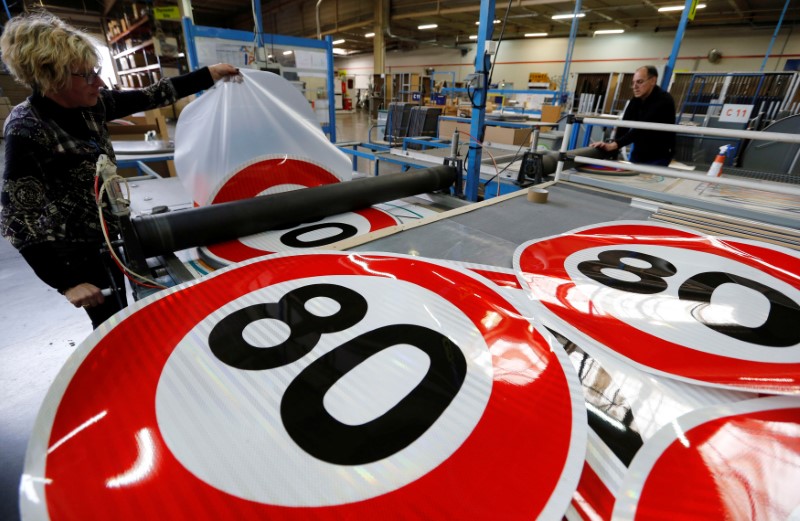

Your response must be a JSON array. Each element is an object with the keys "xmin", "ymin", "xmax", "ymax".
[{"xmin": 350, "ymin": 182, "xmax": 652, "ymax": 267}]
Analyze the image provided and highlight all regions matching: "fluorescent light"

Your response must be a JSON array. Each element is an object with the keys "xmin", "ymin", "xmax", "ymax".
[
  {"xmin": 418, "ymin": 24, "xmax": 438, "ymax": 30},
  {"xmin": 475, "ymin": 20, "xmax": 501, "ymax": 25},
  {"xmin": 594, "ymin": 29, "xmax": 624, "ymax": 35},
  {"xmin": 469, "ymin": 35, "xmax": 478, "ymax": 40},
  {"xmin": 525, "ymin": 32, "xmax": 548, "ymax": 37},
  {"xmin": 552, "ymin": 13, "xmax": 585, "ymax": 20},
  {"xmin": 282, "ymin": 50, "xmax": 293, "ymax": 55},
  {"xmin": 332, "ymin": 48, "xmax": 347, "ymax": 55},
  {"xmin": 658, "ymin": 3, "xmax": 705, "ymax": 12},
  {"xmin": 365, "ymin": 32, "xmax": 375, "ymax": 38},
  {"xmin": 332, "ymin": 39, "xmax": 345, "ymax": 45}
]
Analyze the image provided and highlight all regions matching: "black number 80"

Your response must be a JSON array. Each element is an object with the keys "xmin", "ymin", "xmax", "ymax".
[
  {"xmin": 208, "ymin": 283, "xmax": 468, "ymax": 465},
  {"xmin": 577, "ymin": 249, "xmax": 800, "ymax": 347}
]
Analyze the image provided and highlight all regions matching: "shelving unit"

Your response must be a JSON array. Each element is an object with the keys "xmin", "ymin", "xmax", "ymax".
[
  {"xmin": 105, "ymin": 7, "xmax": 187, "ymax": 90},
  {"xmin": 391, "ymin": 73, "xmax": 430, "ymax": 104}
]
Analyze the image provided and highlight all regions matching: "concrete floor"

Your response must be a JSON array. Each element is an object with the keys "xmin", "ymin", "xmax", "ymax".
[{"xmin": 0, "ymin": 107, "xmax": 376, "ymax": 521}]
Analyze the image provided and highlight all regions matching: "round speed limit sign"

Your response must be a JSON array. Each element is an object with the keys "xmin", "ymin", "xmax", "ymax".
[
  {"xmin": 22, "ymin": 252, "xmax": 586, "ymax": 520},
  {"xmin": 513, "ymin": 221, "xmax": 800, "ymax": 395},
  {"xmin": 208, "ymin": 155, "xmax": 344, "ymax": 205},
  {"xmin": 201, "ymin": 158, "xmax": 401, "ymax": 265}
]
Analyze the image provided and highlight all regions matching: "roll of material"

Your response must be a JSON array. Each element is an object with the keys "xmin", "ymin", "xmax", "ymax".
[
  {"xmin": 536, "ymin": 145, "xmax": 607, "ymax": 177},
  {"xmin": 131, "ymin": 165, "xmax": 457, "ymax": 257},
  {"xmin": 527, "ymin": 187, "xmax": 549, "ymax": 203}
]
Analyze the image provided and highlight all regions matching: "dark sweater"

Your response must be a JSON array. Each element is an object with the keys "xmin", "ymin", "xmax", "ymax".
[
  {"xmin": 614, "ymin": 85, "xmax": 677, "ymax": 163},
  {"xmin": 1, "ymin": 67, "xmax": 214, "ymax": 292}
]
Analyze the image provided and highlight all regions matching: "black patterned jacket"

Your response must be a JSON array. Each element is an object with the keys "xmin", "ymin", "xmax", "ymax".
[{"xmin": 1, "ymin": 67, "xmax": 214, "ymax": 292}]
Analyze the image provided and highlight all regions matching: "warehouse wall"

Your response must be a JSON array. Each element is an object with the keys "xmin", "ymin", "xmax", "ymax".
[{"xmin": 336, "ymin": 28, "xmax": 800, "ymax": 92}]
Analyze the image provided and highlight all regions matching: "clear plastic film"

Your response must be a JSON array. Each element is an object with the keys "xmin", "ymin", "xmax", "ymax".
[{"xmin": 174, "ymin": 69, "xmax": 352, "ymax": 206}]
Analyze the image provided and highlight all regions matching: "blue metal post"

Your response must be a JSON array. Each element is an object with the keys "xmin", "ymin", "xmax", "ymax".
[
  {"xmin": 760, "ymin": 0, "xmax": 790, "ymax": 71},
  {"xmin": 558, "ymin": 0, "xmax": 582, "ymax": 106},
  {"xmin": 182, "ymin": 17, "xmax": 199, "ymax": 71},
  {"xmin": 464, "ymin": 0, "xmax": 495, "ymax": 202},
  {"xmin": 1, "ymin": 0, "xmax": 11, "ymax": 20},
  {"xmin": 325, "ymin": 35, "xmax": 337, "ymax": 143},
  {"xmin": 253, "ymin": 0, "xmax": 265, "ymax": 54},
  {"xmin": 661, "ymin": 0, "xmax": 693, "ymax": 89}
]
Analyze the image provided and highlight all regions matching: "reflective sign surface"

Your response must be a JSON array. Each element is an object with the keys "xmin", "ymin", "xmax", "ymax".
[
  {"xmin": 22, "ymin": 252, "xmax": 586, "ymax": 520},
  {"xmin": 514, "ymin": 220, "xmax": 800, "ymax": 394},
  {"xmin": 613, "ymin": 396, "xmax": 800, "ymax": 520}
]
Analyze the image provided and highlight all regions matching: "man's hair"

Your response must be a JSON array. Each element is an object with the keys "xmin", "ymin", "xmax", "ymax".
[
  {"xmin": 639, "ymin": 65, "xmax": 659, "ymax": 79},
  {"xmin": 0, "ymin": 12, "xmax": 100, "ymax": 95}
]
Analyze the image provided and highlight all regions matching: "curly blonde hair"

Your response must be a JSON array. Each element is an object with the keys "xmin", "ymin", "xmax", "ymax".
[{"xmin": 1, "ymin": 12, "xmax": 100, "ymax": 95}]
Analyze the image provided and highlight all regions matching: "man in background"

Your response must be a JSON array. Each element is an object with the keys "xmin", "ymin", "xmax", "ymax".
[{"xmin": 592, "ymin": 65, "xmax": 676, "ymax": 166}]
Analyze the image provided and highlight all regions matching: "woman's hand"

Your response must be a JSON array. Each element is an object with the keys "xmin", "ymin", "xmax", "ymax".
[
  {"xmin": 208, "ymin": 63, "xmax": 241, "ymax": 82},
  {"xmin": 65, "ymin": 283, "xmax": 105, "ymax": 308}
]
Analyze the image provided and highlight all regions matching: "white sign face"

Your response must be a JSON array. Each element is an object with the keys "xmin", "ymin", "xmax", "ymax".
[
  {"xmin": 513, "ymin": 220, "xmax": 800, "ymax": 395},
  {"xmin": 22, "ymin": 252, "xmax": 587, "ymax": 521},
  {"xmin": 718, "ymin": 103, "xmax": 754, "ymax": 123}
]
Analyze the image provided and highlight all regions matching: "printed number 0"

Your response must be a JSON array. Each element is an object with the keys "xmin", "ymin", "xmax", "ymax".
[
  {"xmin": 208, "ymin": 283, "xmax": 467, "ymax": 465},
  {"xmin": 577, "ymin": 249, "xmax": 800, "ymax": 347}
]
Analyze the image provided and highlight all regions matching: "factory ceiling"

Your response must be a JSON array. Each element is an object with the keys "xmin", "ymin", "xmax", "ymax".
[{"xmin": 9, "ymin": 0, "xmax": 800, "ymax": 56}]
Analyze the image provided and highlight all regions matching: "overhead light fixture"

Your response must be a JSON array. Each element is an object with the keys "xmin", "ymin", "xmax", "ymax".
[
  {"xmin": 551, "ymin": 13, "xmax": 585, "ymax": 20},
  {"xmin": 525, "ymin": 32, "xmax": 548, "ymax": 37},
  {"xmin": 594, "ymin": 29, "xmax": 624, "ymax": 35},
  {"xmin": 282, "ymin": 50, "xmax": 293, "ymax": 55},
  {"xmin": 474, "ymin": 20, "xmax": 501, "ymax": 25},
  {"xmin": 658, "ymin": 3, "xmax": 705, "ymax": 12},
  {"xmin": 332, "ymin": 48, "xmax": 348, "ymax": 55},
  {"xmin": 469, "ymin": 35, "xmax": 478, "ymax": 40},
  {"xmin": 332, "ymin": 39, "xmax": 345, "ymax": 45},
  {"xmin": 418, "ymin": 24, "xmax": 438, "ymax": 30},
  {"xmin": 365, "ymin": 32, "xmax": 375, "ymax": 38}
]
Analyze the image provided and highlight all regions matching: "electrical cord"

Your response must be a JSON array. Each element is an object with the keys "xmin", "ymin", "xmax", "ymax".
[
  {"xmin": 487, "ymin": 0, "xmax": 514, "ymax": 88},
  {"xmin": 456, "ymin": 129, "xmax": 503, "ymax": 197},
  {"xmin": 480, "ymin": 126, "xmax": 534, "ymax": 187},
  {"xmin": 95, "ymin": 173, "xmax": 166, "ymax": 290}
]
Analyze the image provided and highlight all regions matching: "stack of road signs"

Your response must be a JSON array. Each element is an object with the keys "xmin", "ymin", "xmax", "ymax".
[
  {"xmin": 512, "ymin": 220, "xmax": 800, "ymax": 520},
  {"xmin": 21, "ymin": 221, "xmax": 800, "ymax": 519},
  {"xmin": 385, "ymin": 102, "xmax": 414, "ymax": 144},
  {"xmin": 407, "ymin": 107, "xmax": 443, "ymax": 142}
]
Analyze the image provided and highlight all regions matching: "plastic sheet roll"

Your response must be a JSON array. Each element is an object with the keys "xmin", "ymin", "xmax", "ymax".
[
  {"xmin": 132, "ymin": 165, "xmax": 457, "ymax": 257},
  {"xmin": 175, "ymin": 69, "xmax": 352, "ymax": 206}
]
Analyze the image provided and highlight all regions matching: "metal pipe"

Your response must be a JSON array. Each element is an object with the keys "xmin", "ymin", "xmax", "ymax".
[
  {"xmin": 554, "ymin": 114, "xmax": 575, "ymax": 181},
  {"xmin": 131, "ymin": 166, "xmax": 457, "ymax": 257},
  {"xmin": 581, "ymin": 117, "xmax": 800, "ymax": 144},
  {"xmin": 557, "ymin": 0, "xmax": 582, "ymax": 105},
  {"xmin": 662, "ymin": 0, "xmax": 693, "ymax": 89},
  {"xmin": 572, "ymin": 156, "xmax": 800, "ymax": 197},
  {"xmin": 760, "ymin": 0, "xmax": 791, "ymax": 72},
  {"xmin": 316, "ymin": 0, "xmax": 324, "ymax": 39}
]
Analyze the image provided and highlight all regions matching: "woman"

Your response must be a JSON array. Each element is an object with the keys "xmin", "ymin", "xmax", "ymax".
[{"xmin": 0, "ymin": 12, "xmax": 239, "ymax": 328}]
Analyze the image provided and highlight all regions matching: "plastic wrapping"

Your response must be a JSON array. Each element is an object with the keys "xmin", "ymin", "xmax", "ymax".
[{"xmin": 175, "ymin": 69, "xmax": 352, "ymax": 206}]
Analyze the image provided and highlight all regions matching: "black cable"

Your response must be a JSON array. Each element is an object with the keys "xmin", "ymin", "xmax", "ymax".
[
  {"xmin": 487, "ymin": 0, "xmax": 514, "ymax": 88},
  {"xmin": 481, "ymin": 126, "xmax": 534, "ymax": 186}
]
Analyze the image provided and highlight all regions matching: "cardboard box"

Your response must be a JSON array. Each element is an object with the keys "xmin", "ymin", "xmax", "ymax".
[
  {"xmin": 539, "ymin": 104, "xmax": 563, "ymax": 132},
  {"xmin": 484, "ymin": 126, "xmax": 531, "ymax": 146},
  {"xmin": 437, "ymin": 118, "xmax": 470, "ymax": 140}
]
